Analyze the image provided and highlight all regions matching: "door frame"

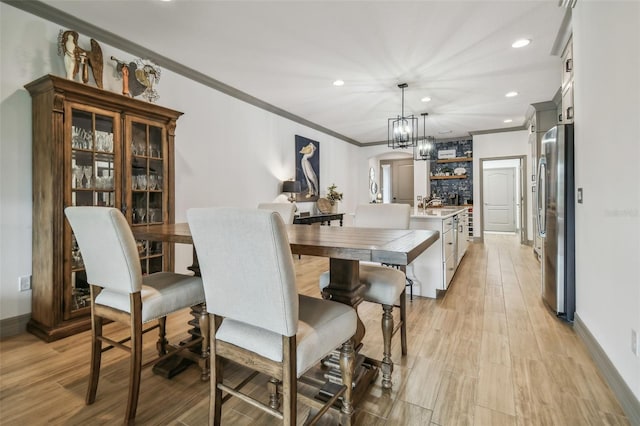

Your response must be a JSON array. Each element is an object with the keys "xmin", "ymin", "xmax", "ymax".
[
  {"xmin": 380, "ymin": 158, "xmax": 414, "ymax": 205},
  {"xmin": 478, "ymin": 155, "xmax": 527, "ymax": 244},
  {"xmin": 483, "ymin": 166, "xmax": 517, "ymax": 233}
]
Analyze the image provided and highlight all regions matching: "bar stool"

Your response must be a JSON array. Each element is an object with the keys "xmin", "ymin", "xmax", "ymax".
[
  {"xmin": 257, "ymin": 202, "xmax": 296, "ymax": 224},
  {"xmin": 320, "ymin": 203, "xmax": 411, "ymax": 389},
  {"xmin": 188, "ymin": 207, "xmax": 357, "ymax": 425},
  {"xmin": 65, "ymin": 207, "xmax": 207, "ymax": 425}
]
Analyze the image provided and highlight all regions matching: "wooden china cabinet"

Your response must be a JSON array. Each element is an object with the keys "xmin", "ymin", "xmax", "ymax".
[{"xmin": 25, "ymin": 74, "xmax": 182, "ymax": 342}]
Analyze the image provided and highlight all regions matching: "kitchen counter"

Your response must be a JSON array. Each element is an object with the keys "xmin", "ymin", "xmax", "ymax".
[
  {"xmin": 408, "ymin": 206, "xmax": 471, "ymax": 298},
  {"xmin": 411, "ymin": 206, "xmax": 467, "ymax": 219}
]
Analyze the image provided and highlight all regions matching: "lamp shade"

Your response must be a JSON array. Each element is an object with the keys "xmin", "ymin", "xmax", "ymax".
[{"xmin": 282, "ymin": 180, "xmax": 301, "ymax": 193}]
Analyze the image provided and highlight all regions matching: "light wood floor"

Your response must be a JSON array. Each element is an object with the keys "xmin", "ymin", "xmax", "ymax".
[{"xmin": 0, "ymin": 234, "xmax": 630, "ymax": 425}]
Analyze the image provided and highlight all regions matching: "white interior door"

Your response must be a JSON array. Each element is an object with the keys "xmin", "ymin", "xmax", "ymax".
[
  {"xmin": 392, "ymin": 159, "xmax": 414, "ymax": 205},
  {"xmin": 483, "ymin": 167, "xmax": 516, "ymax": 232}
]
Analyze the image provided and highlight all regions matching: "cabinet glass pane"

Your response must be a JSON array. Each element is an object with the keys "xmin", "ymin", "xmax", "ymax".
[
  {"xmin": 69, "ymin": 109, "xmax": 116, "ymax": 316},
  {"xmin": 129, "ymin": 122, "xmax": 165, "ymax": 225},
  {"xmin": 70, "ymin": 234, "xmax": 90, "ymax": 311},
  {"xmin": 131, "ymin": 122, "xmax": 147, "ymax": 156},
  {"xmin": 149, "ymin": 125, "xmax": 163, "ymax": 158},
  {"xmin": 149, "ymin": 257, "xmax": 164, "ymax": 274},
  {"xmin": 127, "ymin": 119, "xmax": 167, "ymax": 277},
  {"xmin": 132, "ymin": 192, "xmax": 148, "ymax": 224},
  {"xmin": 136, "ymin": 240, "xmax": 164, "ymax": 276},
  {"xmin": 71, "ymin": 110, "xmax": 93, "ymax": 150}
]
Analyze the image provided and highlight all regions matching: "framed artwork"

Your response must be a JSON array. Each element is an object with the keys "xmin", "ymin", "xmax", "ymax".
[{"xmin": 295, "ymin": 135, "xmax": 320, "ymax": 202}]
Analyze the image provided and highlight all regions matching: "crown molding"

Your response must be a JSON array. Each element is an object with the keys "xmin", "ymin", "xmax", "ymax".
[
  {"xmin": 469, "ymin": 125, "xmax": 528, "ymax": 136},
  {"xmin": 2, "ymin": 0, "xmax": 362, "ymax": 147}
]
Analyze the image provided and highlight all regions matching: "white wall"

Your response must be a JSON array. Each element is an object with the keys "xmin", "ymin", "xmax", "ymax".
[
  {"xmin": 573, "ymin": 2, "xmax": 640, "ymax": 400},
  {"xmin": 472, "ymin": 130, "xmax": 531, "ymax": 240},
  {"xmin": 0, "ymin": 3, "xmax": 360, "ymax": 320}
]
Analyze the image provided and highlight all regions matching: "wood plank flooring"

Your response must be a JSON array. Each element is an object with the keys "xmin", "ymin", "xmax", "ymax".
[{"xmin": 0, "ymin": 234, "xmax": 630, "ymax": 425}]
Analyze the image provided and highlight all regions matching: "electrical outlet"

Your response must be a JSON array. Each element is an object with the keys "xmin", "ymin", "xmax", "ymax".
[
  {"xmin": 577, "ymin": 187, "xmax": 583, "ymax": 204},
  {"xmin": 633, "ymin": 329, "xmax": 639, "ymax": 357},
  {"xmin": 19, "ymin": 275, "xmax": 31, "ymax": 292}
]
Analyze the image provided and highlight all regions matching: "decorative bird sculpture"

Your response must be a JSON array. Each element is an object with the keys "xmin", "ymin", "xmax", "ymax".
[{"xmin": 111, "ymin": 57, "xmax": 161, "ymax": 102}]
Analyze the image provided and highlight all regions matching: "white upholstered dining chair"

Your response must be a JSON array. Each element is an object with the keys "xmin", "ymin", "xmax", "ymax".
[
  {"xmin": 187, "ymin": 207, "xmax": 357, "ymax": 425},
  {"xmin": 65, "ymin": 207, "xmax": 206, "ymax": 425},
  {"xmin": 257, "ymin": 202, "xmax": 296, "ymax": 224},
  {"xmin": 319, "ymin": 203, "xmax": 411, "ymax": 389}
]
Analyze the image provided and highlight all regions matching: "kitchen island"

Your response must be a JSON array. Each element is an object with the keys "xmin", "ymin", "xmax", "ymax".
[{"xmin": 408, "ymin": 207, "xmax": 470, "ymax": 298}]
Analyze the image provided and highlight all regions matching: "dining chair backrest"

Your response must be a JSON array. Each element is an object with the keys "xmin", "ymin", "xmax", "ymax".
[
  {"xmin": 354, "ymin": 203, "xmax": 411, "ymax": 230},
  {"xmin": 187, "ymin": 207, "xmax": 298, "ymax": 337},
  {"xmin": 65, "ymin": 207, "xmax": 142, "ymax": 294},
  {"xmin": 257, "ymin": 202, "xmax": 296, "ymax": 224}
]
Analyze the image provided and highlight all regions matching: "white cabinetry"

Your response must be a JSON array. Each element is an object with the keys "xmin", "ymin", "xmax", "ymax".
[
  {"xmin": 457, "ymin": 208, "xmax": 470, "ymax": 264},
  {"xmin": 409, "ymin": 208, "xmax": 467, "ymax": 298},
  {"xmin": 560, "ymin": 36, "xmax": 574, "ymax": 124}
]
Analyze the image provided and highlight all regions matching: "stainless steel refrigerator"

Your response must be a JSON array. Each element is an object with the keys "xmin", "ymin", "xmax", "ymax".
[{"xmin": 536, "ymin": 124, "xmax": 575, "ymax": 321}]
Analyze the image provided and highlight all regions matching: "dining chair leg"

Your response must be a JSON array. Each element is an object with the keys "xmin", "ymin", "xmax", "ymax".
[
  {"xmin": 125, "ymin": 298, "xmax": 143, "ymax": 425},
  {"xmin": 282, "ymin": 335, "xmax": 297, "ymax": 425},
  {"xmin": 86, "ymin": 311, "xmax": 103, "ymax": 405},
  {"xmin": 406, "ymin": 277, "xmax": 414, "ymax": 301},
  {"xmin": 339, "ymin": 339, "xmax": 355, "ymax": 426},
  {"xmin": 210, "ymin": 315, "xmax": 223, "ymax": 426},
  {"xmin": 400, "ymin": 289, "xmax": 407, "ymax": 356},
  {"xmin": 268, "ymin": 377, "xmax": 280, "ymax": 409},
  {"xmin": 156, "ymin": 316, "xmax": 168, "ymax": 356},
  {"xmin": 381, "ymin": 304, "xmax": 394, "ymax": 389}
]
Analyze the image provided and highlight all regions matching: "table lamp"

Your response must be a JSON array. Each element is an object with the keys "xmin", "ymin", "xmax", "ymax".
[{"xmin": 282, "ymin": 180, "xmax": 301, "ymax": 203}]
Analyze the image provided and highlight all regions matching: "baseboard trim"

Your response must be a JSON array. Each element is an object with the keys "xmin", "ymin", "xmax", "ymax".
[
  {"xmin": 0, "ymin": 313, "xmax": 31, "ymax": 340},
  {"xmin": 574, "ymin": 313, "xmax": 640, "ymax": 424}
]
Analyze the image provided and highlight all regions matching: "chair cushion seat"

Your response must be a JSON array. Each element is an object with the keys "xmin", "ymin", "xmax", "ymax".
[
  {"xmin": 216, "ymin": 294, "xmax": 356, "ymax": 377},
  {"xmin": 320, "ymin": 264, "xmax": 405, "ymax": 305},
  {"xmin": 95, "ymin": 272, "xmax": 205, "ymax": 323}
]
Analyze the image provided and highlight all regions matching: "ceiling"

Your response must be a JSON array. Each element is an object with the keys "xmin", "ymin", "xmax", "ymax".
[{"xmin": 33, "ymin": 0, "xmax": 568, "ymax": 145}]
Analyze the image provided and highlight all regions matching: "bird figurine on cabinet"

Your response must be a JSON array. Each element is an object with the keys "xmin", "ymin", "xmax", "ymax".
[{"xmin": 111, "ymin": 57, "xmax": 161, "ymax": 102}]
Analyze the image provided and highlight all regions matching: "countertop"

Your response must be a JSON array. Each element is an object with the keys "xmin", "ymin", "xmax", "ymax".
[{"xmin": 411, "ymin": 206, "xmax": 468, "ymax": 219}]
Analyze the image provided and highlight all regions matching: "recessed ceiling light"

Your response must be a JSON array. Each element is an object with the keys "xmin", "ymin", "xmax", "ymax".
[
  {"xmin": 421, "ymin": 97, "xmax": 431, "ymax": 103},
  {"xmin": 504, "ymin": 119, "xmax": 513, "ymax": 123},
  {"xmin": 333, "ymin": 80, "xmax": 344, "ymax": 86},
  {"xmin": 505, "ymin": 91, "xmax": 518, "ymax": 98},
  {"xmin": 512, "ymin": 39, "xmax": 531, "ymax": 48},
  {"xmin": 438, "ymin": 130, "xmax": 452, "ymax": 134}
]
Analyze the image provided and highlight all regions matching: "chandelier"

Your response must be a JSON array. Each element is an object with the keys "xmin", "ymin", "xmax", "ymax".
[
  {"xmin": 414, "ymin": 112, "xmax": 435, "ymax": 161},
  {"xmin": 388, "ymin": 83, "xmax": 418, "ymax": 149}
]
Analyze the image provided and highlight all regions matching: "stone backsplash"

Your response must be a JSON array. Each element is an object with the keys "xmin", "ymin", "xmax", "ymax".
[{"xmin": 430, "ymin": 138, "xmax": 473, "ymax": 205}]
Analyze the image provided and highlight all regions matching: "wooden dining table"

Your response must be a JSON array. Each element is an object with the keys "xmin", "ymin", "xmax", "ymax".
[{"xmin": 132, "ymin": 222, "xmax": 439, "ymax": 404}]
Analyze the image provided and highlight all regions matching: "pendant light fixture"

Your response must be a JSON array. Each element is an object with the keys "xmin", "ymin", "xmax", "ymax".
[
  {"xmin": 414, "ymin": 112, "xmax": 435, "ymax": 161},
  {"xmin": 388, "ymin": 83, "xmax": 418, "ymax": 149}
]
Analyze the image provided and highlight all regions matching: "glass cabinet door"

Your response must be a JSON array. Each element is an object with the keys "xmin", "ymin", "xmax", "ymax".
[
  {"xmin": 126, "ymin": 117, "xmax": 168, "ymax": 275},
  {"xmin": 66, "ymin": 105, "xmax": 120, "ymax": 319}
]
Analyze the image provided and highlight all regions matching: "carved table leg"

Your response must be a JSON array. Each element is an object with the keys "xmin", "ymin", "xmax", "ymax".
[
  {"xmin": 380, "ymin": 304, "xmax": 394, "ymax": 389},
  {"xmin": 197, "ymin": 303, "xmax": 210, "ymax": 381},
  {"xmin": 339, "ymin": 338, "xmax": 355, "ymax": 425},
  {"xmin": 315, "ymin": 258, "xmax": 378, "ymax": 410}
]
